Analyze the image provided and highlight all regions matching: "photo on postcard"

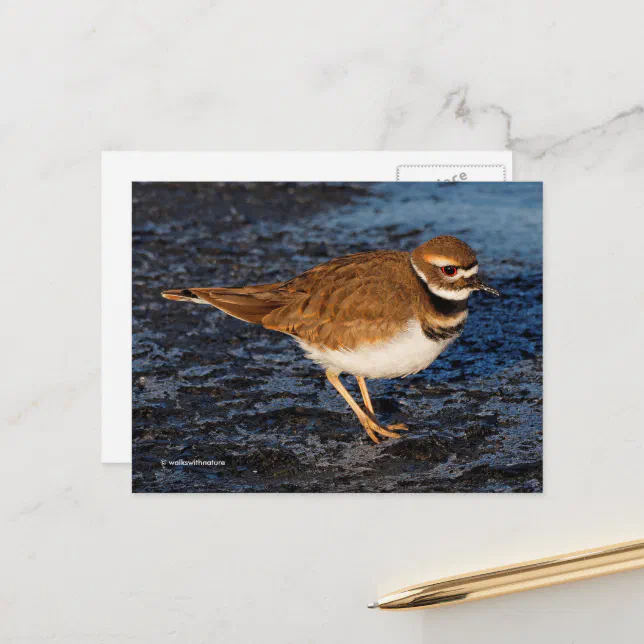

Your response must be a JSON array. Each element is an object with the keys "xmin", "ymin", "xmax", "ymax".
[{"xmin": 132, "ymin": 182, "xmax": 542, "ymax": 493}]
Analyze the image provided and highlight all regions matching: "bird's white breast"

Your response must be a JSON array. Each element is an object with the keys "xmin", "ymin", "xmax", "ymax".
[{"xmin": 297, "ymin": 320, "xmax": 457, "ymax": 379}]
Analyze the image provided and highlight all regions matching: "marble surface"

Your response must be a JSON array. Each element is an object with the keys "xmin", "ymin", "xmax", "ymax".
[{"xmin": 1, "ymin": 1, "xmax": 643, "ymax": 643}]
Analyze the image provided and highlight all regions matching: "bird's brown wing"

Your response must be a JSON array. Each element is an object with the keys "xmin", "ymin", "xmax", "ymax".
[
  {"xmin": 176, "ymin": 283, "xmax": 293, "ymax": 324},
  {"xmin": 163, "ymin": 251, "xmax": 418, "ymax": 348},
  {"xmin": 262, "ymin": 251, "xmax": 416, "ymax": 350}
]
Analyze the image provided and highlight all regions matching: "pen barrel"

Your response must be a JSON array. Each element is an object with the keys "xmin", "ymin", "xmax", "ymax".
[{"xmin": 378, "ymin": 539, "xmax": 644, "ymax": 610}]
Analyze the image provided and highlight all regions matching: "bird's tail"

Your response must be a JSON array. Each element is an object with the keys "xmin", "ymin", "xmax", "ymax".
[{"xmin": 161, "ymin": 282, "xmax": 288, "ymax": 325}]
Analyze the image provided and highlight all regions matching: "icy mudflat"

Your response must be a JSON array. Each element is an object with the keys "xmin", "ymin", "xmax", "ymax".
[{"xmin": 132, "ymin": 181, "xmax": 542, "ymax": 493}]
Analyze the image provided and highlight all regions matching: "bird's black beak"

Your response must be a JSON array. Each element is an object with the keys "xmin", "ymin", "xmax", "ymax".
[{"xmin": 469, "ymin": 276, "xmax": 500, "ymax": 297}]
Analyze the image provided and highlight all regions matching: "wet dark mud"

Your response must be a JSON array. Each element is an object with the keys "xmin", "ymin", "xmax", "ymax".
[{"xmin": 132, "ymin": 181, "xmax": 543, "ymax": 493}]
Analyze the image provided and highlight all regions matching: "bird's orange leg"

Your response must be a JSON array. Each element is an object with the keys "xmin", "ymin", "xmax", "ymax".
[
  {"xmin": 325, "ymin": 370, "xmax": 401, "ymax": 443},
  {"xmin": 356, "ymin": 376, "xmax": 376, "ymax": 415},
  {"xmin": 357, "ymin": 376, "xmax": 409, "ymax": 434}
]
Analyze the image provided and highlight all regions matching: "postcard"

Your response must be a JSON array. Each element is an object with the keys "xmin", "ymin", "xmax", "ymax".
[
  {"xmin": 128, "ymin": 179, "xmax": 542, "ymax": 493},
  {"xmin": 103, "ymin": 151, "xmax": 513, "ymax": 465}
]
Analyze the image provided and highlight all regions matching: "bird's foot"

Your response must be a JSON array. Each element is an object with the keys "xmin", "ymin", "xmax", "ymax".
[{"xmin": 361, "ymin": 417, "xmax": 408, "ymax": 443}]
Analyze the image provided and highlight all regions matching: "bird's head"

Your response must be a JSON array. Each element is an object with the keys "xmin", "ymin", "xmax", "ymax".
[{"xmin": 411, "ymin": 235, "xmax": 499, "ymax": 301}]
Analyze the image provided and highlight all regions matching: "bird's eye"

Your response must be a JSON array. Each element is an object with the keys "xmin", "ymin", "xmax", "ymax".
[{"xmin": 441, "ymin": 266, "xmax": 458, "ymax": 277}]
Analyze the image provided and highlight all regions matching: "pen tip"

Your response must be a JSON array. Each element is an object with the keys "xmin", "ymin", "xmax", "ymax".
[{"xmin": 367, "ymin": 602, "xmax": 379, "ymax": 609}]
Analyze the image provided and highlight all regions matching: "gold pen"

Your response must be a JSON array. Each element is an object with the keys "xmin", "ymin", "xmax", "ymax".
[{"xmin": 369, "ymin": 538, "xmax": 644, "ymax": 611}]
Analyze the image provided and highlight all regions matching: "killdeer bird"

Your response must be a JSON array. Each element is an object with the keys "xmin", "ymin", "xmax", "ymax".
[{"xmin": 162, "ymin": 235, "xmax": 499, "ymax": 444}]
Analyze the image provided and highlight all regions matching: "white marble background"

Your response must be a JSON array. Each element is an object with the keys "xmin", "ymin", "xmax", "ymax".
[{"xmin": 2, "ymin": 1, "xmax": 644, "ymax": 643}]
